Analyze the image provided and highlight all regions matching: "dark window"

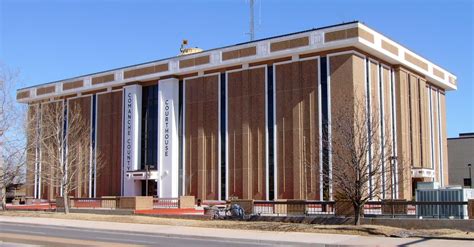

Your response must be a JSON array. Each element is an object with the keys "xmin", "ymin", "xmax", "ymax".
[
  {"xmin": 320, "ymin": 57, "xmax": 329, "ymax": 200},
  {"xmin": 220, "ymin": 73, "xmax": 226, "ymax": 200},
  {"xmin": 91, "ymin": 95, "xmax": 97, "ymax": 197},
  {"xmin": 267, "ymin": 65, "xmax": 275, "ymax": 200},
  {"xmin": 141, "ymin": 85, "xmax": 158, "ymax": 170},
  {"xmin": 179, "ymin": 80, "xmax": 184, "ymax": 196},
  {"xmin": 35, "ymin": 105, "xmax": 41, "ymax": 199}
]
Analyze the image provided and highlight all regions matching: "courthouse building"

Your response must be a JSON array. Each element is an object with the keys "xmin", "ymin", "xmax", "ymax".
[{"xmin": 17, "ymin": 21, "xmax": 457, "ymax": 201}]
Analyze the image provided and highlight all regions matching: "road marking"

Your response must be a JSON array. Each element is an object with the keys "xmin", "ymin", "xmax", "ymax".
[{"xmin": 0, "ymin": 233, "xmax": 143, "ymax": 247}]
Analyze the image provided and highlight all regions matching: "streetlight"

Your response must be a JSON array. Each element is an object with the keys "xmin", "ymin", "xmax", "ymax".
[
  {"xmin": 389, "ymin": 156, "xmax": 398, "ymax": 218},
  {"xmin": 389, "ymin": 156, "xmax": 398, "ymax": 199},
  {"xmin": 145, "ymin": 165, "xmax": 150, "ymax": 196},
  {"xmin": 468, "ymin": 164, "xmax": 472, "ymax": 188}
]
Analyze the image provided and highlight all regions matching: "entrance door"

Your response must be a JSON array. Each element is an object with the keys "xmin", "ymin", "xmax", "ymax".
[{"xmin": 141, "ymin": 180, "xmax": 157, "ymax": 196}]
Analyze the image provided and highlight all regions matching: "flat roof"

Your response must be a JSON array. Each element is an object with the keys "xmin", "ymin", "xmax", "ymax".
[
  {"xmin": 18, "ymin": 21, "xmax": 359, "ymax": 91},
  {"xmin": 17, "ymin": 21, "xmax": 457, "ymax": 103},
  {"xmin": 448, "ymin": 132, "xmax": 474, "ymax": 140}
]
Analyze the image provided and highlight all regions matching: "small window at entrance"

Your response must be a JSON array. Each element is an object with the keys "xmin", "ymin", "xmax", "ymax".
[{"xmin": 464, "ymin": 178, "xmax": 472, "ymax": 187}]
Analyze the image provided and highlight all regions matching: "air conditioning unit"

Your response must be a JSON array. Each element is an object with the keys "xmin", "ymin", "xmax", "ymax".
[{"xmin": 416, "ymin": 188, "xmax": 474, "ymax": 219}]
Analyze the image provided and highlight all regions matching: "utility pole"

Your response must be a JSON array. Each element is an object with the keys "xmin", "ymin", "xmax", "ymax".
[
  {"xmin": 145, "ymin": 165, "xmax": 149, "ymax": 196},
  {"xmin": 248, "ymin": 0, "xmax": 255, "ymax": 41}
]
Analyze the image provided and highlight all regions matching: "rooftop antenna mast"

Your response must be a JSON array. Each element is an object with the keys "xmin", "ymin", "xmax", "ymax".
[{"xmin": 248, "ymin": 0, "xmax": 255, "ymax": 41}]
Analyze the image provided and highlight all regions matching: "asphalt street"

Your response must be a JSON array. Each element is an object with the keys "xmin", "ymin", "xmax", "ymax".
[{"xmin": 0, "ymin": 222, "xmax": 312, "ymax": 246}]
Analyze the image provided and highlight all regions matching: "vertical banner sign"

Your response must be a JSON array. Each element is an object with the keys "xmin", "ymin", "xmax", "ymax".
[
  {"xmin": 157, "ymin": 78, "xmax": 179, "ymax": 198},
  {"xmin": 122, "ymin": 85, "xmax": 142, "ymax": 196}
]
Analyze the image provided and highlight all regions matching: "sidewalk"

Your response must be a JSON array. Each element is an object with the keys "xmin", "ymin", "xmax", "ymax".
[{"xmin": 0, "ymin": 216, "xmax": 472, "ymax": 246}]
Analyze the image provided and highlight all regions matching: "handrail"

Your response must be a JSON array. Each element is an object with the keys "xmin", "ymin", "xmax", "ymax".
[
  {"xmin": 153, "ymin": 197, "xmax": 179, "ymax": 209},
  {"xmin": 253, "ymin": 200, "xmax": 335, "ymax": 205},
  {"xmin": 365, "ymin": 200, "xmax": 468, "ymax": 205}
]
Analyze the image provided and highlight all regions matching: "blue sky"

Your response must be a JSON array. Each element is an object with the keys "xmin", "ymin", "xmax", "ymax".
[{"xmin": 0, "ymin": 0, "xmax": 473, "ymax": 137}]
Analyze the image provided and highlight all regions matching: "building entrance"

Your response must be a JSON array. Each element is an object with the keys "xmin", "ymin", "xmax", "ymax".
[{"xmin": 141, "ymin": 180, "xmax": 157, "ymax": 196}]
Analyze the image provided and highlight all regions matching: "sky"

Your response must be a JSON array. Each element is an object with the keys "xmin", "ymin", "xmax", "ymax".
[{"xmin": 0, "ymin": 0, "xmax": 473, "ymax": 137}]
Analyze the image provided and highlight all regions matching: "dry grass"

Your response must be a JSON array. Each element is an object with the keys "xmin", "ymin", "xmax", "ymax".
[{"xmin": 0, "ymin": 211, "xmax": 472, "ymax": 240}]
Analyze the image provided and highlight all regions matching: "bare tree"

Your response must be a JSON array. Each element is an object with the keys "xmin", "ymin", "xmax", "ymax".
[
  {"xmin": 0, "ymin": 144, "xmax": 26, "ymax": 209},
  {"xmin": 0, "ymin": 64, "xmax": 21, "ymax": 145},
  {"xmin": 29, "ymin": 101, "xmax": 103, "ymax": 214},
  {"xmin": 324, "ymin": 96, "xmax": 401, "ymax": 225},
  {"xmin": 0, "ymin": 64, "xmax": 26, "ymax": 210}
]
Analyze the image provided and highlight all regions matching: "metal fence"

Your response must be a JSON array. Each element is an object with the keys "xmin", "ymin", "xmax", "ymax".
[
  {"xmin": 58, "ymin": 197, "xmax": 470, "ymax": 219},
  {"xmin": 364, "ymin": 200, "xmax": 469, "ymax": 218},
  {"xmin": 252, "ymin": 200, "xmax": 469, "ymax": 219},
  {"xmin": 64, "ymin": 197, "xmax": 180, "ymax": 210},
  {"xmin": 306, "ymin": 201, "xmax": 335, "ymax": 215},
  {"xmin": 153, "ymin": 197, "xmax": 179, "ymax": 209},
  {"xmin": 253, "ymin": 200, "xmax": 335, "ymax": 216}
]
